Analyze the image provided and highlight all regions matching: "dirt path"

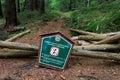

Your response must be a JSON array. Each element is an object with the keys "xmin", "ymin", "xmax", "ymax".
[{"xmin": 0, "ymin": 20, "xmax": 120, "ymax": 80}]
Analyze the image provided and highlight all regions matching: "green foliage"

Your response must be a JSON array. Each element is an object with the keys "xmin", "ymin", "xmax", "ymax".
[
  {"xmin": 65, "ymin": 0, "xmax": 120, "ymax": 33},
  {"xmin": 18, "ymin": 10, "xmax": 41, "ymax": 24},
  {"xmin": 18, "ymin": 10, "xmax": 61, "ymax": 24},
  {"xmin": 40, "ymin": 11, "xmax": 61, "ymax": 21},
  {"xmin": 50, "ymin": 0, "xmax": 62, "ymax": 10}
]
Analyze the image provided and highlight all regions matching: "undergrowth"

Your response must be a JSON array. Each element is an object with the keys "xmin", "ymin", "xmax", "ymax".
[
  {"xmin": 65, "ymin": 0, "xmax": 120, "ymax": 33},
  {"xmin": 18, "ymin": 10, "xmax": 61, "ymax": 25}
]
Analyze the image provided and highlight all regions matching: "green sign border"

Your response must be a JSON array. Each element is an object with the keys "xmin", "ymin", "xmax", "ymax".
[{"xmin": 38, "ymin": 32, "xmax": 74, "ymax": 70}]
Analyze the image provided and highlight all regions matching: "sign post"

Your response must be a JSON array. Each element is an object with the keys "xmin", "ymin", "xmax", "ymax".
[{"xmin": 38, "ymin": 32, "xmax": 73, "ymax": 69}]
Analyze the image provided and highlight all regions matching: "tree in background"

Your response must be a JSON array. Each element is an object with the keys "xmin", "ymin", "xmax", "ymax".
[
  {"xmin": 69, "ymin": 0, "xmax": 72, "ymax": 10},
  {"xmin": 84, "ymin": 0, "xmax": 91, "ymax": 7},
  {"xmin": 39, "ymin": 0, "xmax": 45, "ymax": 13},
  {"xmin": 5, "ymin": 0, "xmax": 19, "ymax": 29},
  {"xmin": 30, "ymin": 0, "xmax": 34, "ymax": 11},
  {"xmin": 30, "ymin": 0, "xmax": 39, "ymax": 11},
  {"xmin": 23, "ymin": 0, "xmax": 27, "ymax": 11},
  {"xmin": 0, "ymin": 0, "xmax": 3, "ymax": 18},
  {"xmin": 17, "ymin": 0, "xmax": 20, "ymax": 13}
]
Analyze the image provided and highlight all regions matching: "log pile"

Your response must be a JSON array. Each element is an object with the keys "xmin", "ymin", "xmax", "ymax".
[
  {"xmin": 0, "ymin": 28, "xmax": 119, "ymax": 61},
  {"xmin": 70, "ymin": 28, "xmax": 120, "ymax": 61}
]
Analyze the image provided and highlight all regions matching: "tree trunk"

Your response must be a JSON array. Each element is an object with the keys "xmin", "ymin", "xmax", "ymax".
[
  {"xmin": 103, "ymin": 31, "xmax": 120, "ymax": 36},
  {"xmin": 70, "ymin": 28, "xmax": 99, "ymax": 35},
  {"xmin": 0, "ymin": 40, "xmax": 38, "ymax": 51},
  {"xmin": 71, "ymin": 35, "xmax": 108, "ymax": 41},
  {"xmin": 35, "ymin": 0, "xmax": 39, "ymax": 10},
  {"xmin": 23, "ymin": 0, "xmax": 27, "ymax": 11},
  {"xmin": 30, "ymin": 0, "xmax": 34, "ymax": 11},
  {"xmin": 0, "ymin": 0, "xmax": 3, "ymax": 18},
  {"xmin": 0, "ymin": 49, "xmax": 37, "ymax": 58},
  {"xmin": 17, "ymin": 0, "xmax": 20, "ymax": 13},
  {"xmin": 0, "ymin": 42, "xmax": 119, "ymax": 61},
  {"xmin": 5, "ymin": 0, "xmax": 19, "ymax": 28},
  {"xmin": 87, "ymin": 0, "xmax": 91, "ymax": 7},
  {"xmin": 74, "ymin": 44, "xmax": 120, "ymax": 51},
  {"xmin": 95, "ymin": 34, "xmax": 120, "ymax": 44},
  {"xmin": 39, "ymin": 0, "xmax": 45, "ymax": 13},
  {"xmin": 0, "ymin": 41, "xmax": 120, "ymax": 61},
  {"xmin": 0, "ymin": 49, "xmax": 119, "ymax": 60},
  {"xmin": 30, "ymin": 0, "xmax": 39, "ymax": 11},
  {"xmin": 69, "ymin": 0, "xmax": 73, "ymax": 10},
  {"xmin": 72, "ymin": 49, "xmax": 120, "ymax": 61}
]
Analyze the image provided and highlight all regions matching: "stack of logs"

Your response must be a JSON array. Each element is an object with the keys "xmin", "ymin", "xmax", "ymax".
[
  {"xmin": 0, "ymin": 28, "xmax": 120, "ymax": 61},
  {"xmin": 70, "ymin": 28, "xmax": 120, "ymax": 61}
]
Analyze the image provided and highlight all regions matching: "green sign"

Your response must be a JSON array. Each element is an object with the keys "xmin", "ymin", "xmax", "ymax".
[{"xmin": 39, "ymin": 32, "xmax": 73, "ymax": 69}]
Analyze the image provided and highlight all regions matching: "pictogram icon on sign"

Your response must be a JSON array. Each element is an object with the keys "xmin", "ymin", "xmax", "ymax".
[{"xmin": 50, "ymin": 47, "xmax": 59, "ymax": 56}]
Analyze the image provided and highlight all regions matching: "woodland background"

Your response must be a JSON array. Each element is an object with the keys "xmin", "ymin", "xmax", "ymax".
[{"xmin": 0, "ymin": 0, "xmax": 120, "ymax": 40}]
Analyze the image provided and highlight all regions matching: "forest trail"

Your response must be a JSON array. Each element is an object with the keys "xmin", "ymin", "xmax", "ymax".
[{"xmin": 0, "ymin": 19, "xmax": 120, "ymax": 80}]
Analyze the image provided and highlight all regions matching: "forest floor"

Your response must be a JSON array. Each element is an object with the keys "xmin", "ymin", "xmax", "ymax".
[{"xmin": 0, "ymin": 19, "xmax": 120, "ymax": 80}]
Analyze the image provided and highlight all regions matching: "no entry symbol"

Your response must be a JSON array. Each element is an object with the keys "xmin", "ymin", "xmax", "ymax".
[{"xmin": 50, "ymin": 47, "xmax": 59, "ymax": 56}]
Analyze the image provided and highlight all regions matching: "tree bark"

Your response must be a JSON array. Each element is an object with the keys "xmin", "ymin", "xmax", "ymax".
[
  {"xmin": 39, "ymin": 0, "xmax": 45, "ymax": 13},
  {"xmin": 103, "ymin": 31, "xmax": 120, "ymax": 36},
  {"xmin": 0, "ymin": 43, "xmax": 120, "ymax": 61},
  {"xmin": 0, "ymin": 49, "xmax": 37, "ymax": 58},
  {"xmin": 69, "ymin": 0, "xmax": 72, "ymax": 10},
  {"xmin": 0, "ymin": 40, "xmax": 38, "ymax": 51},
  {"xmin": 5, "ymin": 0, "xmax": 19, "ymax": 28},
  {"xmin": 35, "ymin": 0, "xmax": 39, "ymax": 10},
  {"xmin": 70, "ymin": 28, "xmax": 99, "ymax": 35},
  {"xmin": 0, "ymin": 41, "xmax": 120, "ymax": 61},
  {"xmin": 95, "ymin": 34, "xmax": 120, "ymax": 44},
  {"xmin": 74, "ymin": 44, "xmax": 120, "ymax": 51},
  {"xmin": 17, "ymin": 0, "xmax": 20, "ymax": 13},
  {"xmin": 30, "ymin": 0, "xmax": 34, "ymax": 11},
  {"xmin": 23, "ymin": 0, "xmax": 27, "ymax": 11},
  {"xmin": 72, "ymin": 49, "xmax": 120, "ymax": 61},
  {"xmin": 0, "ymin": 0, "xmax": 3, "ymax": 18},
  {"xmin": 71, "ymin": 35, "xmax": 108, "ymax": 41}
]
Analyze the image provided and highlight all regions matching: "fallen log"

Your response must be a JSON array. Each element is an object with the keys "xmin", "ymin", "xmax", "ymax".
[
  {"xmin": 70, "ymin": 28, "xmax": 98, "ymax": 35},
  {"xmin": 74, "ymin": 44, "xmax": 120, "ymax": 51},
  {"xmin": 74, "ymin": 40, "xmax": 90, "ymax": 45},
  {"xmin": 0, "ymin": 48, "xmax": 120, "ymax": 61},
  {"xmin": 103, "ymin": 31, "xmax": 120, "ymax": 36},
  {"xmin": 0, "ymin": 40, "xmax": 38, "ymax": 51},
  {"xmin": 71, "ymin": 35, "xmax": 108, "ymax": 41},
  {"xmin": 95, "ymin": 34, "xmax": 120, "ymax": 44},
  {"xmin": 72, "ymin": 49, "xmax": 120, "ymax": 61},
  {"xmin": 0, "ymin": 41, "xmax": 120, "ymax": 61},
  {"xmin": 5, "ymin": 30, "xmax": 31, "ymax": 42},
  {"xmin": 0, "ymin": 49, "xmax": 37, "ymax": 58}
]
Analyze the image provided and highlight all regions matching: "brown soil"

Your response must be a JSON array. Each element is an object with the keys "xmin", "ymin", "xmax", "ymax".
[{"xmin": 0, "ymin": 19, "xmax": 120, "ymax": 80}]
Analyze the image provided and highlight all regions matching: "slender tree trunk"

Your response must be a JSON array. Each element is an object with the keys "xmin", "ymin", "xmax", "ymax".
[
  {"xmin": 0, "ymin": 0, "xmax": 3, "ymax": 18},
  {"xmin": 35, "ymin": 0, "xmax": 39, "ymax": 10},
  {"xmin": 30, "ymin": 0, "xmax": 39, "ymax": 11},
  {"xmin": 39, "ymin": 0, "xmax": 45, "ymax": 13},
  {"xmin": 84, "ymin": 0, "xmax": 91, "ymax": 7},
  {"xmin": 30, "ymin": 0, "xmax": 34, "ymax": 11},
  {"xmin": 5, "ymin": 0, "xmax": 19, "ymax": 28},
  {"xmin": 23, "ymin": 0, "xmax": 27, "ymax": 11},
  {"xmin": 87, "ymin": 0, "xmax": 90, "ymax": 7},
  {"xmin": 69, "ymin": 0, "xmax": 72, "ymax": 10},
  {"xmin": 17, "ymin": 0, "xmax": 20, "ymax": 13}
]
